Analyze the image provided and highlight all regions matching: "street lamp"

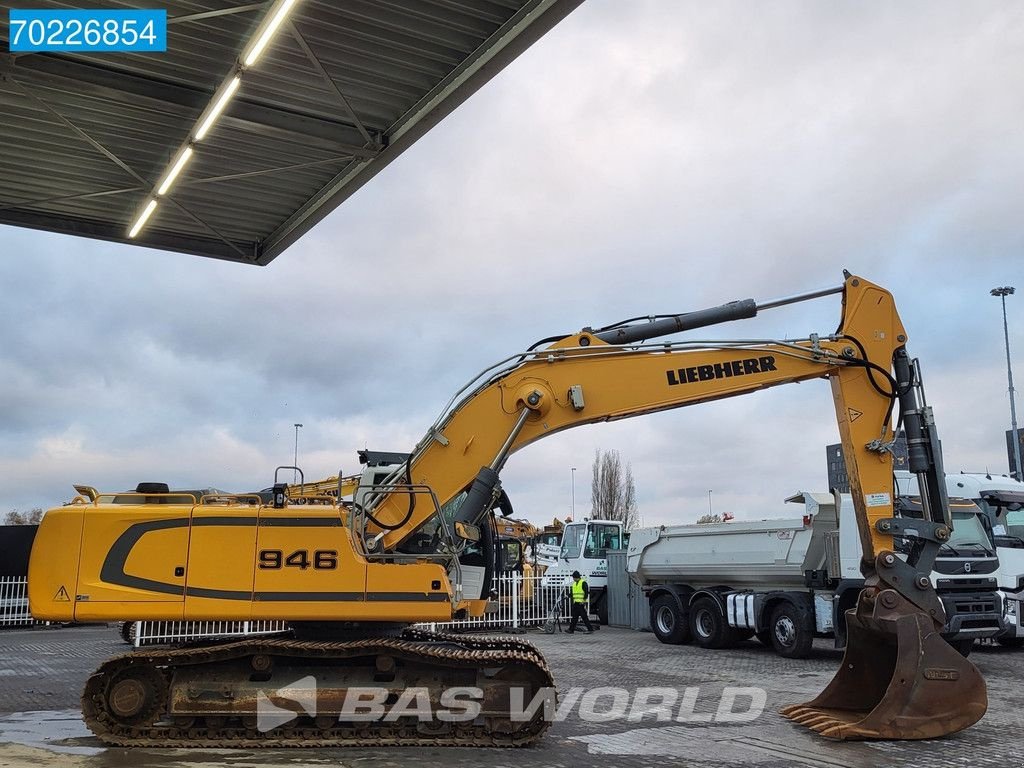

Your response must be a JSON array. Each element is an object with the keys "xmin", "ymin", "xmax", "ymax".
[
  {"xmin": 708, "ymin": 489, "xmax": 713, "ymax": 517},
  {"xmin": 571, "ymin": 467, "xmax": 578, "ymax": 520},
  {"xmin": 992, "ymin": 287, "xmax": 1022, "ymax": 480},
  {"xmin": 293, "ymin": 423, "xmax": 303, "ymax": 483}
]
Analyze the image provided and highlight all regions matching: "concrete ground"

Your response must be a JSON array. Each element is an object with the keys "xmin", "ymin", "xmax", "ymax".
[{"xmin": 0, "ymin": 624, "xmax": 1020, "ymax": 767}]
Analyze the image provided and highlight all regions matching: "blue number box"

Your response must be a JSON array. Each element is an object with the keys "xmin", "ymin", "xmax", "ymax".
[{"xmin": 8, "ymin": 9, "xmax": 167, "ymax": 53}]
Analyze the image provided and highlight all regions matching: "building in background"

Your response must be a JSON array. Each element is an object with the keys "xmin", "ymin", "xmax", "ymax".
[
  {"xmin": 826, "ymin": 433, "xmax": 909, "ymax": 493},
  {"xmin": 1007, "ymin": 429, "xmax": 1024, "ymax": 479}
]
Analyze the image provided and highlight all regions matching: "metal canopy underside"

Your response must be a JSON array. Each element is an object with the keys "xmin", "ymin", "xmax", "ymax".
[{"xmin": 0, "ymin": 0, "xmax": 580, "ymax": 265}]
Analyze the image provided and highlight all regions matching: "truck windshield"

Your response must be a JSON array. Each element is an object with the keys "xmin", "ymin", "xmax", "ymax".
[
  {"xmin": 1006, "ymin": 509, "xmax": 1024, "ymax": 542},
  {"xmin": 584, "ymin": 523, "xmax": 621, "ymax": 558},
  {"xmin": 537, "ymin": 532, "xmax": 561, "ymax": 547},
  {"xmin": 946, "ymin": 506, "xmax": 994, "ymax": 556},
  {"xmin": 897, "ymin": 496, "xmax": 994, "ymax": 556},
  {"xmin": 561, "ymin": 524, "xmax": 585, "ymax": 559}
]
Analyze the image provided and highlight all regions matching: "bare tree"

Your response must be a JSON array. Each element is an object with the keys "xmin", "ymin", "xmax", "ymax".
[
  {"xmin": 696, "ymin": 513, "xmax": 723, "ymax": 524},
  {"xmin": 590, "ymin": 449, "xmax": 639, "ymax": 529},
  {"xmin": 4, "ymin": 508, "xmax": 43, "ymax": 525}
]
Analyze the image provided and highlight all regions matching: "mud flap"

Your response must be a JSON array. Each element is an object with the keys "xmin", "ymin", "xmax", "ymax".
[{"xmin": 781, "ymin": 588, "xmax": 987, "ymax": 740}]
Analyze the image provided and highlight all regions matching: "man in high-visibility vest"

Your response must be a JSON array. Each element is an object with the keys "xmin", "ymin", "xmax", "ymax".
[{"xmin": 567, "ymin": 570, "xmax": 594, "ymax": 634}]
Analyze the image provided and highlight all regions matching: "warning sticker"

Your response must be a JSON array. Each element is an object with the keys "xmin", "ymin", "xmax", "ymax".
[
  {"xmin": 865, "ymin": 492, "xmax": 891, "ymax": 507},
  {"xmin": 848, "ymin": 408, "xmax": 863, "ymax": 422},
  {"xmin": 53, "ymin": 585, "xmax": 71, "ymax": 602}
]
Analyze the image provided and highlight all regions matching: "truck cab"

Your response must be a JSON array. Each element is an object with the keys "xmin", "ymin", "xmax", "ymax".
[
  {"xmin": 541, "ymin": 519, "xmax": 624, "ymax": 624},
  {"xmin": 896, "ymin": 471, "xmax": 1024, "ymax": 646},
  {"xmin": 893, "ymin": 495, "xmax": 1002, "ymax": 648}
]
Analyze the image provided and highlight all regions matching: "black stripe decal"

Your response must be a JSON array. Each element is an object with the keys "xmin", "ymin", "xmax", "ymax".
[
  {"xmin": 100, "ymin": 518, "xmax": 189, "ymax": 596},
  {"xmin": 254, "ymin": 592, "xmax": 364, "ymax": 602},
  {"xmin": 184, "ymin": 586, "xmax": 252, "ymax": 600},
  {"xmin": 366, "ymin": 592, "xmax": 449, "ymax": 602},
  {"xmin": 257, "ymin": 517, "xmax": 344, "ymax": 527},
  {"xmin": 191, "ymin": 516, "xmax": 258, "ymax": 526}
]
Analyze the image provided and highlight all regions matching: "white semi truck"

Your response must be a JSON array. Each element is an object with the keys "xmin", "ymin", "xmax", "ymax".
[
  {"xmin": 541, "ymin": 518, "xmax": 625, "ymax": 624},
  {"xmin": 895, "ymin": 471, "xmax": 1024, "ymax": 648},
  {"xmin": 628, "ymin": 492, "xmax": 1002, "ymax": 658}
]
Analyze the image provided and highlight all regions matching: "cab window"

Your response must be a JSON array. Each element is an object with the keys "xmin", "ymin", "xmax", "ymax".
[
  {"xmin": 584, "ymin": 523, "xmax": 621, "ymax": 558},
  {"xmin": 561, "ymin": 524, "xmax": 585, "ymax": 559}
]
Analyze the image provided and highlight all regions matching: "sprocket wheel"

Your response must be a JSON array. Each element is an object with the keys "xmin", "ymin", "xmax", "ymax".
[{"xmin": 102, "ymin": 664, "xmax": 167, "ymax": 727}]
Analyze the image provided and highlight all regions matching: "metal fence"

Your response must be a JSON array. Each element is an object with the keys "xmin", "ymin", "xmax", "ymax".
[
  {"xmin": 0, "ymin": 577, "xmax": 36, "ymax": 627},
  {"xmin": 421, "ymin": 573, "xmax": 572, "ymax": 632},
  {"xmin": 134, "ymin": 619, "xmax": 290, "ymax": 647},
  {"xmin": 131, "ymin": 574, "xmax": 573, "ymax": 645}
]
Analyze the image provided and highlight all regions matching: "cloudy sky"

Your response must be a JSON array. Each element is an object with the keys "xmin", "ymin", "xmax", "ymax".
[{"xmin": 2, "ymin": 0, "xmax": 1023, "ymax": 527}]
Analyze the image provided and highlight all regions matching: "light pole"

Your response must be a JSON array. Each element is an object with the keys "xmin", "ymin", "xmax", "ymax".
[
  {"xmin": 992, "ymin": 287, "xmax": 1023, "ymax": 480},
  {"xmin": 293, "ymin": 423, "xmax": 303, "ymax": 483},
  {"xmin": 708, "ymin": 489, "xmax": 713, "ymax": 517},
  {"xmin": 571, "ymin": 467, "xmax": 577, "ymax": 519}
]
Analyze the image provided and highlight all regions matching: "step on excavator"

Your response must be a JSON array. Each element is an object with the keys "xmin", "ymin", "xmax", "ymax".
[{"xmin": 29, "ymin": 272, "xmax": 985, "ymax": 745}]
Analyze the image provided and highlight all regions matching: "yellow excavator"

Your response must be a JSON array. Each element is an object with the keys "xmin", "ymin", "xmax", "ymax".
[{"xmin": 29, "ymin": 273, "xmax": 985, "ymax": 745}]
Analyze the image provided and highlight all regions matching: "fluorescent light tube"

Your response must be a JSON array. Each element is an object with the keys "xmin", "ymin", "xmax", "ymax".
[
  {"xmin": 157, "ymin": 146, "xmax": 194, "ymax": 196},
  {"xmin": 195, "ymin": 75, "xmax": 240, "ymax": 140},
  {"xmin": 128, "ymin": 199, "xmax": 158, "ymax": 238},
  {"xmin": 244, "ymin": 0, "xmax": 297, "ymax": 67}
]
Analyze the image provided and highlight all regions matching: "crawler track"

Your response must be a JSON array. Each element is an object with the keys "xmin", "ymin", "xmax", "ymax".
[{"xmin": 82, "ymin": 629, "xmax": 554, "ymax": 747}]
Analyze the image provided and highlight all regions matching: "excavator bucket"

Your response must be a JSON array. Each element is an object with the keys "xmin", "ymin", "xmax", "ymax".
[{"xmin": 781, "ymin": 588, "xmax": 986, "ymax": 740}]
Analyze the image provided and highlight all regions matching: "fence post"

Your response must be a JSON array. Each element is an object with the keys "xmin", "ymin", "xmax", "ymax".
[{"xmin": 512, "ymin": 574, "xmax": 519, "ymax": 629}]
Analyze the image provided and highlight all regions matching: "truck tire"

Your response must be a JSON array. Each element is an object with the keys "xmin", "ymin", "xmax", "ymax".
[
  {"xmin": 768, "ymin": 603, "xmax": 813, "ymax": 659},
  {"xmin": 651, "ymin": 595, "xmax": 690, "ymax": 644},
  {"xmin": 596, "ymin": 593, "xmax": 609, "ymax": 626},
  {"xmin": 689, "ymin": 597, "xmax": 738, "ymax": 649},
  {"xmin": 119, "ymin": 621, "xmax": 136, "ymax": 645}
]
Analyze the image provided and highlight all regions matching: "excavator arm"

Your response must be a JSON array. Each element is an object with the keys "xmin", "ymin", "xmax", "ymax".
[{"xmin": 353, "ymin": 272, "xmax": 984, "ymax": 739}]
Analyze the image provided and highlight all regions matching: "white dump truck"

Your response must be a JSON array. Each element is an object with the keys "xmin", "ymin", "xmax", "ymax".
[
  {"xmin": 627, "ymin": 492, "xmax": 1002, "ymax": 658},
  {"xmin": 896, "ymin": 471, "xmax": 1024, "ymax": 648}
]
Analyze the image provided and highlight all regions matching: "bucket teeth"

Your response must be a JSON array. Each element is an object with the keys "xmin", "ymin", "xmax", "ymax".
[
  {"xmin": 808, "ymin": 719, "xmax": 843, "ymax": 734},
  {"xmin": 780, "ymin": 707, "xmax": 847, "ymax": 739},
  {"xmin": 798, "ymin": 714, "xmax": 835, "ymax": 728},
  {"xmin": 815, "ymin": 723, "xmax": 849, "ymax": 739}
]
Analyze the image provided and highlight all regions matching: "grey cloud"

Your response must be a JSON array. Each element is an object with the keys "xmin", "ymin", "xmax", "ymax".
[{"xmin": 1, "ymin": 1, "xmax": 1022, "ymax": 518}]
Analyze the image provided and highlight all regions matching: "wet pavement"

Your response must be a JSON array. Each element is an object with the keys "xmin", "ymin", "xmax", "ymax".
[{"xmin": 1, "ymin": 624, "xmax": 1021, "ymax": 767}]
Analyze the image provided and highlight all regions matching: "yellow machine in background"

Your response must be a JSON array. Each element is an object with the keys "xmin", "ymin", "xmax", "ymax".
[{"xmin": 30, "ymin": 273, "xmax": 985, "ymax": 745}]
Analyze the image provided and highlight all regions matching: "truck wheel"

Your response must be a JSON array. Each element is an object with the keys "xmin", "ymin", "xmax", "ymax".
[
  {"xmin": 119, "ymin": 621, "xmax": 136, "ymax": 645},
  {"xmin": 650, "ymin": 595, "xmax": 690, "ymax": 644},
  {"xmin": 596, "ymin": 594, "xmax": 609, "ymax": 626},
  {"xmin": 998, "ymin": 637, "xmax": 1024, "ymax": 649},
  {"xmin": 768, "ymin": 603, "xmax": 813, "ymax": 659},
  {"xmin": 689, "ymin": 597, "xmax": 738, "ymax": 649}
]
